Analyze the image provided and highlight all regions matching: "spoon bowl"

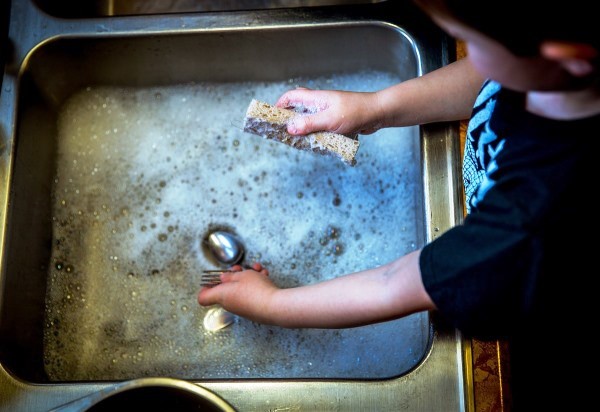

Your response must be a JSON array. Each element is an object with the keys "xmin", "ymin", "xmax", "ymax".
[{"xmin": 206, "ymin": 231, "xmax": 244, "ymax": 265}]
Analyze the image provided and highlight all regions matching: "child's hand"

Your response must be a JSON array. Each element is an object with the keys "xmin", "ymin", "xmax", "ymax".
[
  {"xmin": 197, "ymin": 262, "xmax": 278, "ymax": 324},
  {"xmin": 275, "ymin": 87, "xmax": 384, "ymax": 136}
]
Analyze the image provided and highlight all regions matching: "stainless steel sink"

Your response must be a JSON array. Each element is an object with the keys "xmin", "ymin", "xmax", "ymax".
[{"xmin": 0, "ymin": 1, "xmax": 469, "ymax": 411}]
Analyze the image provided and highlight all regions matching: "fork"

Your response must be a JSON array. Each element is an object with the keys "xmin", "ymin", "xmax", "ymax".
[
  {"xmin": 200, "ymin": 267, "xmax": 252, "ymax": 287},
  {"xmin": 200, "ymin": 270, "xmax": 225, "ymax": 287}
]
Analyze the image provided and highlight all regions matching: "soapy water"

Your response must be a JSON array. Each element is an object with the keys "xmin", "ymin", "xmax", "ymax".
[{"xmin": 43, "ymin": 71, "xmax": 429, "ymax": 381}]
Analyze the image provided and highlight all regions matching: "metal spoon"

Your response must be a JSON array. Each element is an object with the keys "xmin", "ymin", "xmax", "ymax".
[
  {"xmin": 203, "ymin": 306, "xmax": 236, "ymax": 332},
  {"xmin": 206, "ymin": 231, "xmax": 244, "ymax": 265},
  {"xmin": 202, "ymin": 231, "xmax": 243, "ymax": 332}
]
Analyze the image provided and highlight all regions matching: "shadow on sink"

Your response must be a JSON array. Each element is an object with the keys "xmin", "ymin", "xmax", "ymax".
[
  {"xmin": 33, "ymin": 0, "xmax": 386, "ymax": 18},
  {"xmin": 0, "ymin": 23, "xmax": 430, "ymax": 383}
]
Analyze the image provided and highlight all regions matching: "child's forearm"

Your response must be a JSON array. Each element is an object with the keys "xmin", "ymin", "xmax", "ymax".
[
  {"xmin": 376, "ymin": 58, "xmax": 484, "ymax": 128},
  {"xmin": 267, "ymin": 250, "xmax": 435, "ymax": 328}
]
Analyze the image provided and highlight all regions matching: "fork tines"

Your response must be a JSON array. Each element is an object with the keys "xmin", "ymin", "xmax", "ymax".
[
  {"xmin": 200, "ymin": 274, "xmax": 222, "ymax": 286},
  {"xmin": 200, "ymin": 266, "xmax": 253, "ymax": 287},
  {"xmin": 201, "ymin": 269, "xmax": 230, "ymax": 287}
]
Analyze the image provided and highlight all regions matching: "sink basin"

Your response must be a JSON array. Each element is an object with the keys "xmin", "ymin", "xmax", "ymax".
[
  {"xmin": 8, "ymin": 24, "xmax": 429, "ymax": 383},
  {"xmin": 0, "ymin": 1, "xmax": 468, "ymax": 410}
]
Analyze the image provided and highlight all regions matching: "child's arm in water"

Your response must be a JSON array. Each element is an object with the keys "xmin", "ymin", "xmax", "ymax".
[{"xmin": 197, "ymin": 250, "xmax": 435, "ymax": 328}]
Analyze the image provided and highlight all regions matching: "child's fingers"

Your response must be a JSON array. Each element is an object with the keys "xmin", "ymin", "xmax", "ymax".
[
  {"xmin": 250, "ymin": 262, "xmax": 269, "ymax": 276},
  {"xmin": 197, "ymin": 285, "xmax": 219, "ymax": 306},
  {"xmin": 197, "ymin": 272, "xmax": 239, "ymax": 306},
  {"xmin": 275, "ymin": 88, "xmax": 325, "ymax": 110},
  {"xmin": 216, "ymin": 265, "xmax": 268, "ymax": 283},
  {"xmin": 275, "ymin": 88, "xmax": 307, "ymax": 108},
  {"xmin": 219, "ymin": 272, "xmax": 237, "ymax": 283},
  {"xmin": 288, "ymin": 113, "xmax": 333, "ymax": 135}
]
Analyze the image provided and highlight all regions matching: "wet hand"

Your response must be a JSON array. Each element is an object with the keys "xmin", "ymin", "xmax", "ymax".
[
  {"xmin": 275, "ymin": 87, "xmax": 383, "ymax": 136},
  {"xmin": 197, "ymin": 262, "xmax": 278, "ymax": 324}
]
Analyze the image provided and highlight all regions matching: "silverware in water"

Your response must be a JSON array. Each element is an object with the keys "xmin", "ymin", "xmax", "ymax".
[
  {"xmin": 205, "ymin": 231, "xmax": 244, "ymax": 265},
  {"xmin": 200, "ymin": 266, "xmax": 252, "ymax": 287}
]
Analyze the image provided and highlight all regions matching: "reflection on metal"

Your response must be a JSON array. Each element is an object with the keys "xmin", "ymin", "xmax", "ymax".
[
  {"xmin": 203, "ymin": 307, "xmax": 236, "ymax": 332},
  {"xmin": 206, "ymin": 231, "xmax": 245, "ymax": 266},
  {"xmin": 49, "ymin": 377, "xmax": 236, "ymax": 412}
]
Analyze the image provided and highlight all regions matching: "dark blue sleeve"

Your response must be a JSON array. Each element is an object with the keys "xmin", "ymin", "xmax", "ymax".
[
  {"xmin": 420, "ymin": 213, "xmax": 541, "ymax": 337},
  {"xmin": 420, "ymin": 100, "xmax": 595, "ymax": 338}
]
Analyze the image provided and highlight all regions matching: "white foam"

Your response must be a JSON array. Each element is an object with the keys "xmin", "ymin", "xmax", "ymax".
[{"xmin": 43, "ymin": 72, "xmax": 426, "ymax": 381}]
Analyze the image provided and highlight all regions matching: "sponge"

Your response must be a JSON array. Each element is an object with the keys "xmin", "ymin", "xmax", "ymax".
[{"xmin": 242, "ymin": 99, "xmax": 360, "ymax": 166}]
